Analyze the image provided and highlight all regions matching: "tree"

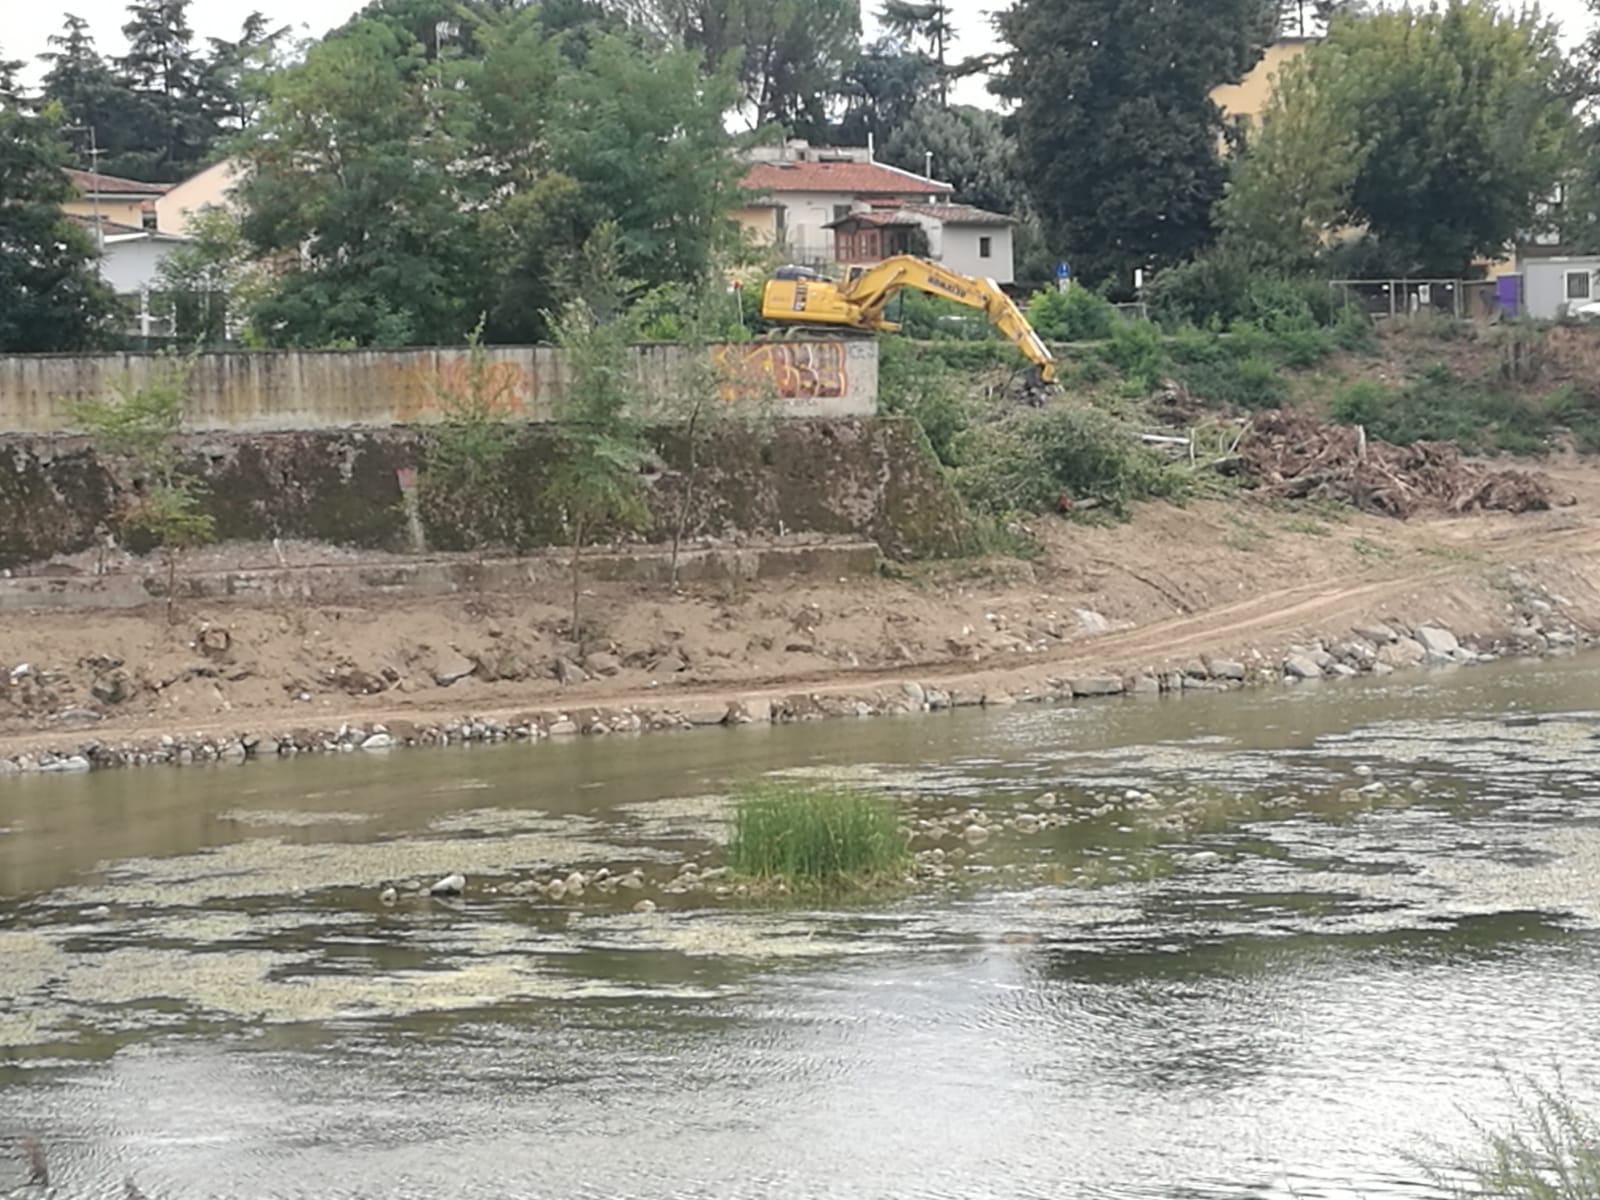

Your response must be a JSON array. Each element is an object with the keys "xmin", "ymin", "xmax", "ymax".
[
  {"xmin": 0, "ymin": 48, "xmax": 22, "ymax": 101},
  {"xmin": 545, "ymin": 226, "xmax": 649, "ymax": 641},
  {"xmin": 881, "ymin": 104, "xmax": 1024, "ymax": 214},
  {"xmin": 0, "ymin": 97, "xmax": 116, "ymax": 351},
  {"xmin": 198, "ymin": 12, "xmax": 293, "ymax": 135},
  {"xmin": 878, "ymin": 0, "xmax": 953, "ymax": 104},
  {"xmin": 116, "ymin": 0, "xmax": 212, "ymax": 180},
  {"xmin": 154, "ymin": 206, "xmax": 272, "ymax": 344},
  {"xmin": 73, "ymin": 355, "xmax": 214, "ymax": 622},
  {"xmin": 831, "ymin": 35, "xmax": 938, "ymax": 147},
  {"xmin": 38, "ymin": 15, "xmax": 146, "ymax": 176},
  {"xmin": 1229, "ymin": 0, "xmax": 1570, "ymax": 276},
  {"xmin": 237, "ymin": 19, "xmax": 482, "ymax": 346},
  {"xmin": 1217, "ymin": 51, "xmax": 1363, "ymax": 265},
  {"xmin": 996, "ymin": 0, "xmax": 1279, "ymax": 288},
  {"xmin": 615, "ymin": 0, "xmax": 860, "ymax": 133}
]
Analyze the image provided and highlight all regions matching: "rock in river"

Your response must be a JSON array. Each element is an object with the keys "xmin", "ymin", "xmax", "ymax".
[{"xmin": 429, "ymin": 872, "xmax": 466, "ymax": 896}]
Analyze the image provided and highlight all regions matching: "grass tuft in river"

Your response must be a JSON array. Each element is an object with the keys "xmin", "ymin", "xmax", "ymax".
[
  {"xmin": 1426, "ymin": 1077, "xmax": 1600, "ymax": 1199},
  {"xmin": 729, "ymin": 781, "xmax": 910, "ymax": 890}
]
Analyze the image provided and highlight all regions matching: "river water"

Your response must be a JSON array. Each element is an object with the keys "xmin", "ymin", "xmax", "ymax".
[{"xmin": 4, "ymin": 655, "xmax": 1600, "ymax": 1199}]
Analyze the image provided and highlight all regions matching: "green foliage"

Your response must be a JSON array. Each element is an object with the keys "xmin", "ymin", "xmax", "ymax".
[
  {"xmin": 1327, "ymin": 370, "xmax": 1559, "ymax": 454},
  {"xmin": 879, "ymin": 104, "xmax": 1024, "ymax": 216},
  {"xmin": 955, "ymin": 404, "xmax": 1188, "ymax": 520},
  {"xmin": 1027, "ymin": 286, "xmax": 1117, "ymax": 342},
  {"xmin": 72, "ymin": 355, "xmax": 214, "ymax": 614},
  {"xmin": 0, "ymin": 99, "xmax": 116, "ymax": 351},
  {"xmin": 545, "ymin": 226, "xmax": 650, "ymax": 637},
  {"xmin": 995, "ymin": 0, "xmax": 1279, "ymax": 286},
  {"xmin": 1424, "ymin": 1078, "xmax": 1600, "ymax": 1200},
  {"xmin": 894, "ymin": 289, "xmax": 991, "ymax": 341},
  {"xmin": 419, "ymin": 320, "xmax": 520, "ymax": 550},
  {"xmin": 1101, "ymin": 318, "xmax": 1171, "ymax": 390},
  {"xmin": 1229, "ymin": 0, "xmax": 1571, "ymax": 276},
  {"xmin": 1181, "ymin": 354, "xmax": 1287, "ymax": 410},
  {"xmin": 728, "ymin": 780, "xmax": 909, "ymax": 888},
  {"xmin": 237, "ymin": 8, "xmax": 741, "ymax": 348},
  {"xmin": 154, "ymin": 206, "xmax": 272, "ymax": 347},
  {"xmin": 877, "ymin": 337, "xmax": 975, "ymax": 467}
]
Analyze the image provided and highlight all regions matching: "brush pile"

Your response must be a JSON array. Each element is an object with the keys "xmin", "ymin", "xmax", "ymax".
[{"xmin": 1238, "ymin": 411, "xmax": 1554, "ymax": 518}]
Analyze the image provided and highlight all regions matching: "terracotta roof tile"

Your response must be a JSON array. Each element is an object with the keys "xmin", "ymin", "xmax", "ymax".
[
  {"xmin": 740, "ymin": 160, "xmax": 951, "ymax": 196},
  {"xmin": 900, "ymin": 203, "xmax": 1014, "ymax": 226},
  {"xmin": 64, "ymin": 168, "xmax": 173, "ymax": 196}
]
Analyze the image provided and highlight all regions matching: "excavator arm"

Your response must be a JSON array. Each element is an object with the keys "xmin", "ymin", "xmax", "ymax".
[{"xmin": 761, "ymin": 255, "xmax": 1056, "ymax": 385}]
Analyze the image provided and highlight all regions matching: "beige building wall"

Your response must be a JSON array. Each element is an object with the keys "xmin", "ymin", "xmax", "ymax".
[
  {"xmin": 156, "ymin": 159, "xmax": 243, "ymax": 234},
  {"xmin": 1212, "ymin": 39, "xmax": 1315, "ymax": 131},
  {"xmin": 61, "ymin": 197, "xmax": 148, "ymax": 228}
]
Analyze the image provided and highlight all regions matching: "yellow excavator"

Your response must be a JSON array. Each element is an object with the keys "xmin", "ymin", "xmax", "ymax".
[{"xmin": 760, "ymin": 255, "xmax": 1056, "ymax": 388}]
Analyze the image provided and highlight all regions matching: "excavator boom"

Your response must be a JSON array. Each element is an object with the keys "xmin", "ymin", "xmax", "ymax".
[{"xmin": 761, "ymin": 255, "xmax": 1056, "ymax": 385}]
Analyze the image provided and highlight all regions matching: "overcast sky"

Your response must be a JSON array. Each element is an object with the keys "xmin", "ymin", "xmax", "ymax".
[{"xmin": 6, "ymin": 0, "xmax": 1594, "ymax": 109}]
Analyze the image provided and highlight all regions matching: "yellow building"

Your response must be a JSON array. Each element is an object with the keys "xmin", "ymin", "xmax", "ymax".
[
  {"xmin": 155, "ymin": 159, "xmax": 243, "ymax": 235},
  {"xmin": 1211, "ymin": 37, "xmax": 1316, "ymax": 132},
  {"xmin": 61, "ymin": 169, "xmax": 171, "ymax": 232}
]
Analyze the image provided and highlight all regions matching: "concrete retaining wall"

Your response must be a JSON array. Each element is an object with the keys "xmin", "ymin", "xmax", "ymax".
[{"xmin": 0, "ymin": 340, "xmax": 878, "ymax": 433}]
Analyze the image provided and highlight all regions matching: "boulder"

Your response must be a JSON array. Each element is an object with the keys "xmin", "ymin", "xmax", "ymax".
[
  {"xmin": 900, "ymin": 681, "xmax": 927, "ymax": 709},
  {"xmin": 1205, "ymin": 658, "xmax": 1247, "ymax": 681},
  {"xmin": 431, "ymin": 649, "xmax": 477, "ymax": 687},
  {"xmin": 556, "ymin": 658, "xmax": 590, "ymax": 686},
  {"xmin": 1070, "ymin": 675, "xmax": 1125, "ymax": 698},
  {"xmin": 1377, "ymin": 637, "xmax": 1426, "ymax": 668},
  {"xmin": 583, "ymin": 652, "xmax": 622, "ymax": 677},
  {"xmin": 361, "ymin": 732, "xmax": 394, "ymax": 751},
  {"xmin": 429, "ymin": 873, "xmax": 465, "ymax": 896},
  {"xmin": 1415, "ymin": 625, "xmax": 1460, "ymax": 656},
  {"xmin": 1125, "ymin": 674, "xmax": 1161, "ymax": 696},
  {"xmin": 1354, "ymin": 623, "xmax": 1399, "ymax": 644},
  {"xmin": 1283, "ymin": 653, "xmax": 1323, "ymax": 680}
]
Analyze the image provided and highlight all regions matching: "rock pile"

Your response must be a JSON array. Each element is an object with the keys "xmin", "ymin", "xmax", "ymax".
[{"xmin": 1239, "ymin": 412, "xmax": 1556, "ymax": 517}]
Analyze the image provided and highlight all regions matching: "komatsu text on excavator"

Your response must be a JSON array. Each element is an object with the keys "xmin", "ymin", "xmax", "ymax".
[{"xmin": 760, "ymin": 255, "xmax": 1056, "ymax": 387}]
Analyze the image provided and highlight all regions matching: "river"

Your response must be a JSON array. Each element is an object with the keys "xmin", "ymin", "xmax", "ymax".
[{"xmin": 4, "ymin": 654, "xmax": 1600, "ymax": 1199}]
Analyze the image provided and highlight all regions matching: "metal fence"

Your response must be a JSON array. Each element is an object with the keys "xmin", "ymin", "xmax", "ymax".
[{"xmin": 1329, "ymin": 278, "xmax": 1467, "ymax": 319}]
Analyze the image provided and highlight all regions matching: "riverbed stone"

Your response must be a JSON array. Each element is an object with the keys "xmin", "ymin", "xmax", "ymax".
[
  {"xmin": 556, "ymin": 658, "xmax": 590, "ymax": 686},
  {"xmin": 633, "ymin": 899, "xmax": 657, "ymax": 913},
  {"xmin": 361, "ymin": 732, "xmax": 394, "ymax": 751},
  {"xmin": 1415, "ymin": 625, "xmax": 1460, "ymax": 656},
  {"xmin": 547, "ymin": 719, "xmax": 578, "ymax": 736},
  {"xmin": 1283, "ymin": 653, "xmax": 1323, "ymax": 680},
  {"xmin": 1126, "ymin": 673, "xmax": 1160, "ymax": 696},
  {"xmin": 983, "ymin": 691, "xmax": 1017, "ymax": 707},
  {"xmin": 900, "ymin": 681, "xmax": 927, "ymax": 709},
  {"xmin": 1205, "ymin": 658, "xmax": 1247, "ymax": 681},
  {"xmin": 583, "ymin": 651, "xmax": 622, "ymax": 677},
  {"xmin": 1070, "ymin": 675, "xmax": 1124, "ymax": 698},
  {"xmin": 1377, "ymin": 637, "xmax": 1426, "ymax": 668},
  {"xmin": 1354, "ymin": 622, "xmax": 1398, "ymax": 644},
  {"xmin": 431, "ymin": 648, "xmax": 477, "ymax": 686}
]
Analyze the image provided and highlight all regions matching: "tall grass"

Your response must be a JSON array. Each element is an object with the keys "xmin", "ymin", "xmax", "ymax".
[
  {"xmin": 1426, "ymin": 1079, "xmax": 1600, "ymax": 1199},
  {"xmin": 728, "ymin": 781, "xmax": 909, "ymax": 887}
]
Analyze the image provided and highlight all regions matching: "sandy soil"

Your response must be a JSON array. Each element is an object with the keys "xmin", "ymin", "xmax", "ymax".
[{"xmin": 3, "ymin": 456, "xmax": 1600, "ymax": 758}]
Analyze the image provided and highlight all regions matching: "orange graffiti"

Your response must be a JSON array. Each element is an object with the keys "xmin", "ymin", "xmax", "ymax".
[
  {"xmin": 388, "ymin": 354, "xmax": 532, "ymax": 423},
  {"xmin": 712, "ymin": 341, "xmax": 848, "ymax": 401}
]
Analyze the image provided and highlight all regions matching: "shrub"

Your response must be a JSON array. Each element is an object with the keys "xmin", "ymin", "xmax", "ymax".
[
  {"xmin": 878, "ymin": 338, "xmax": 973, "ymax": 467},
  {"xmin": 1423, "ymin": 1078, "xmax": 1600, "ymax": 1200},
  {"xmin": 896, "ymin": 289, "xmax": 992, "ymax": 341},
  {"xmin": 1329, "ymin": 371, "xmax": 1547, "ymax": 454},
  {"xmin": 956, "ymin": 404, "xmax": 1188, "ymax": 519},
  {"xmin": 1028, "ymin": 285, "xmax": 1117, "ymax": 341},
  {"xmin": 1146, "ymin": 252, "xmax": 1257, "ymax": 328},
  {"xmin": 729, "ymin": 780, "xmax": 909, "ymax": 887},
  {"xmin": 1101, "ymin": 317, "xmax": 1170, "ymax": 390},
  {"xmin": 1180, "ymin": 355, "xmax": 1287, "ymax": 410}
]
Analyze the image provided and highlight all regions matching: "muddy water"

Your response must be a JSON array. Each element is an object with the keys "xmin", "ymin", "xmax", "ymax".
[{"xmin": 4, "ymin": 657, "xmax": 1600, "ymax": 1199}]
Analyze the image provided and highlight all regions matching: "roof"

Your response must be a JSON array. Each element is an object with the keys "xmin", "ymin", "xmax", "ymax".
[
  {"xmin": 64, "ymin": 168, "xmax": 172, "ymax": 197},
  {"xmin": 901, "ymin": 203, "xmax": 1014, "ymax": 227},
  {"xmin": 63, "ymin": 212, "xmax": 193, "ymax": 243},
  {"xmin": 740, "ymin": 159, "xmax": 952, "ymax": 197},
  {"xmin": 827, "ymin": 203, "xmax": 1015, "ymax": 230}
]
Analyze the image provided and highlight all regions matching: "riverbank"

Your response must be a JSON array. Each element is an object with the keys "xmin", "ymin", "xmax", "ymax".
[{"xmin": 3, "ymin": 457, "xmax": 1599, "ymax": 775}]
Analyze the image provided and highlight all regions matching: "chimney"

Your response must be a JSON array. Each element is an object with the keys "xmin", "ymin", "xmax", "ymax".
[{"xmin": 924, "ymin": 150, "xmax": 933, "ymax": 178}]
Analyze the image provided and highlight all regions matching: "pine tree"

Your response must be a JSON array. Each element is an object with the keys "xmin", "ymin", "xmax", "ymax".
[
  {"xmin": 39, "ymin": 15, "xmax": 146, "ymax": 175},
  {"xmin": 117, "ymin": 0, "xmax": 211, "ymax": 179}
]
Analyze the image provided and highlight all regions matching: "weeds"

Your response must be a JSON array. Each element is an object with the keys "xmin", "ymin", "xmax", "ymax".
[
  {"xmin": 1351, "ymin": 536, "xmax": 1396, "ymax": 560},
  {"xmin": 728, "ymin": 780, "xmax": 909, "ymax": 888},
  {"xmin": 1420, "ymin": 1076, "xmax": 1600, "ymax": 1200},
  {"xmin": 1280, "ymin": 516, "xmax": 1334, "ymax": 537}
]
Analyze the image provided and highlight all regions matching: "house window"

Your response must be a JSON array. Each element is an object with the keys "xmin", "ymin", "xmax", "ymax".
[
  {"xmin": 834, "ymin": 204, "xmax": 852, "ymax": 223},
  {"xmin": 979, "ymin": 236, "xmax": 992, "ymax": 259},
  {"xmin": 1566, "ymin": 270, "xmax": 1592, "ymax": 301}
]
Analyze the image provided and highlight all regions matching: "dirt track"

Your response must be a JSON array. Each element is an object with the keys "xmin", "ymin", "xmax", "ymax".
[{"xmin": 2, "ymin": 458, "xmax": 1598, "ymax": 760}]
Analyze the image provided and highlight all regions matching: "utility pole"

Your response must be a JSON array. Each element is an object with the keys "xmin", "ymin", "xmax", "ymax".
[{"xmin": 64, "ymin": 123, "xmax": 104, "ymax": 250}]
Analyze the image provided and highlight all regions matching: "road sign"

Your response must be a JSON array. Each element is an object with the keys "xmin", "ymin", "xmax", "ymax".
[{"xmin": 1055, "ymin": 261, "xmax": 1071, "ymax": 280}]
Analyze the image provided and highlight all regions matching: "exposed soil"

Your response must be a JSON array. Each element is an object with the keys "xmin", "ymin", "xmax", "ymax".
[{"xmin": 3, "ymin": 455, "xmax": 1599, "ymax": 763}]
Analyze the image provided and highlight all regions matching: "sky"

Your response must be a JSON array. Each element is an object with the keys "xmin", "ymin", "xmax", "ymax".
[{"xmin": 6, "ymin": 0, "xmax": 1594, "ymax": 109}]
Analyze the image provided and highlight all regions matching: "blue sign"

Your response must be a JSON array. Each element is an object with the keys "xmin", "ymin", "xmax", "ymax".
[{"xmin": 1055, "ymin": 261, "xmax": 1072, "ymax": 280}]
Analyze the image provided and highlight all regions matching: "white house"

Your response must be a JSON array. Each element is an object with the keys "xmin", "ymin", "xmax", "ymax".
[{"xmin": 734, "ymin": 141, "xmax": 1018, "ymax": 284}]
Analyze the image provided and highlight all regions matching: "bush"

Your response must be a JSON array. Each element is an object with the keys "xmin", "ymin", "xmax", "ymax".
[
  {"xmin": 1146, "ymin": 252, "xmax": 1257, "ymax": 328},
  {"xmin": 1424, "ymin": 1078, "xmax": 1600, "ymax": 1200},
  {"xmin": 1180, "ymin": 355, "xmax": 1287, "ymax": 410},
  {"xmin": 1101, "ymin": 318, "xmax": 1170, "ymax": 390},
  {"xmin": 878, "ymin": 337, "xmax": 973, "ymax": 467},
  {"xmin": 729, "ymin": 780, "xmax": 908, "ymax": 887},
  {"xmin": 956, "ymin": 403, "xmax": 1188, "ymax": 519},
  {"xmin": 896, "ymin": 289, "xmax": 993, "ymax": 340},
  {"xmin": 1028, "ymin": 285, "xmax": 1117, "ymax": 341},
  {"xmin": 1328, "ymin": 370, "xmax": 1547, "ymax": 454}
]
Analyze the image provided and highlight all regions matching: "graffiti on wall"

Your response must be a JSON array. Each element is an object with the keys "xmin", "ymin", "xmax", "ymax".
[
  {"xmin": 387, "ymin": 353, "xmax": 533, "ymax": 423},
  {"xmin": 712, "ymin": 341, "xmax": 848, "ymax": 401}
]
